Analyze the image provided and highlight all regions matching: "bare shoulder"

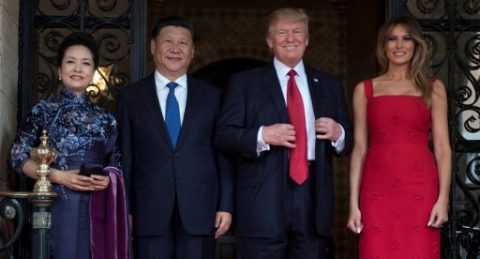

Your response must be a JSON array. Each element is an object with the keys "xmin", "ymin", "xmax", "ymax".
[
  {"xmin": 431, "ymin": 78, "xmax": 447, "ymax": 98},
  {"xmin": 354, "ymin": 76, "xmax": 381, "ymax": 95},
  {"xmin": 354, "ymin": 80, "xmax": 365, "ymax": 89},
  {"xmin": 352, "ymin": 80, "xmax": 368, "ymax": 104},
  {"xmin": 353, "ymin": 81, "xmax": 365, "ymax": 95},
  {"xmin": 432, "ymin": 78, "xmax": 446, "ymax": 89}
]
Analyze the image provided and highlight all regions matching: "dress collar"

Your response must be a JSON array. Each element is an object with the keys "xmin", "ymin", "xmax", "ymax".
[{"xmin": 58, "ymin": 88, "xmax": 89, "ymax": 104}]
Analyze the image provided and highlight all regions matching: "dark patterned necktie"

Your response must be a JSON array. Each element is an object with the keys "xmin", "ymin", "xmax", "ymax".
[
  {"xmin": 286, "ymin": 69, "xmax": 308, "ymax": 185},
  {"xmin": 165, "ymin": 82, "xmax": 180, "ymax": 147}
]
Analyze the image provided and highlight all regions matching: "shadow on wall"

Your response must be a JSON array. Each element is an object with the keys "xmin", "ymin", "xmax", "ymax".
[{"xmin": 192, "ymin": 58, "xmax": 269, "ymax": 88}]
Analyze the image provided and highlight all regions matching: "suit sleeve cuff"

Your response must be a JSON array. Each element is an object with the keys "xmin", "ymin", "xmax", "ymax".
[
  {"xmin": 256, "ymin": 126, "xmax": 270, "ymax": 155},
  {"xmin": 331, "ymin": 125, "xmax": 345, "ymax": 153}
]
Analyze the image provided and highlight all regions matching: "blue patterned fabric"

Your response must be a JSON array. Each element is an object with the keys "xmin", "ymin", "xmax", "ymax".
[
  {"xmin": 10, "ymin": 88, "xmax": 121, "ymax": 258},
  {"xmin": 165, "ymin": 82, "xmax": 180, "ymax": 147}
]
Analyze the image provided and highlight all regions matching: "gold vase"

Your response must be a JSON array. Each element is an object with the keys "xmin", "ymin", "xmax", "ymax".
[{"xmin": 30, "ymin": 130, "xmax": 58, "ymax": 194}]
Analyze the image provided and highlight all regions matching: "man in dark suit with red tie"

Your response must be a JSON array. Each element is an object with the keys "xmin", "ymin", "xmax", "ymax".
[
  {"xmin": 116, "ymin": 15, "xmax": 234, "ymax": 258},
  {"xmin": 215, "ymin": 7, "xmax": 353, "ymax": 259}
]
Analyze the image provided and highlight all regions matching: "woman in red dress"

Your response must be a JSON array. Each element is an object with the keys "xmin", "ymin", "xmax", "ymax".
[{"xmin": 347, "ymin": 16, "xmax": 451, "ymax": 258}]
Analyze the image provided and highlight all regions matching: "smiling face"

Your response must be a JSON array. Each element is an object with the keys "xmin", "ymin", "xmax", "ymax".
[
  {"xmin": 385, "ymin": 25, "xmax": 416, "ymax": 67},
  {"xmin": 57, "ymin": 45, "xmax": 95, "ymax": 96},
  {"xmin": 151, "ymin": 25, "xmax": 195, "ymax": 81},
  {"xmin": 266, "ymin": 18, "xmax": 309, "ymax": 68}
]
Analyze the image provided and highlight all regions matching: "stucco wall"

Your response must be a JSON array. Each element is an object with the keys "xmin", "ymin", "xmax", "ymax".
[{"xmin": 0, "ymin": 0, "xmax": 19, "ymax": 190}]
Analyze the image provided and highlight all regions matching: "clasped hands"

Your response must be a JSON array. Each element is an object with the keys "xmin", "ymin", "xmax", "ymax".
[
  {"xmin": 262, "ymin": 117, "xmax": 341, "ymax": 147},
  {"xmin": 49, "ymin": 168, "xmax": 110, "ymax": 192}
]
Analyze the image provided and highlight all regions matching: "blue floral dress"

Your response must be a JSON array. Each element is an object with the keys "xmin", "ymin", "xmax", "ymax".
[{"xmin": 11, "ymin": 88, "xmax": 121, "ymax": 259}]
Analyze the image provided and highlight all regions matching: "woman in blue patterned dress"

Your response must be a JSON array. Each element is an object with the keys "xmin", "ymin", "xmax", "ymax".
[{"xmin": 11, "ymin": 32, "xmax": 121, "ymax": 258}]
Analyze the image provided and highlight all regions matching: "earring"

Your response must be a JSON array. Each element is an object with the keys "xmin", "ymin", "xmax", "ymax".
[{"xmin": 58, "ymin": 75, "xmax": 61, "ymax": 81}]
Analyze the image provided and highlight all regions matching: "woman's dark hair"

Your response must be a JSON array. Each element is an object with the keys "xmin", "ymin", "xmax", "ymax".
[
  {"xmin": 151, "ymin": 14, "xmax": 196, "ymax": 42},
  {"xmin": 56, "ymin": 32, "xmax": 99, "ymax": 69}
]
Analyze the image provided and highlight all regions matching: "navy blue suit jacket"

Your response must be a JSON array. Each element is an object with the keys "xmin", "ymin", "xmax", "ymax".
[
  {"xmin": 215, "ymin": 64, "xmax": 353, "ymax": 238},
  {"xmin": 116, "ymin": 74, "xmax": 234, "ymax": 236}
]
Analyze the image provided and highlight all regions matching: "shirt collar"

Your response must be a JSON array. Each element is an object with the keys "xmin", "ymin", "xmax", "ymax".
[
  {"xmin": 273, "ymin": 57, "xmax": 306, "ymax": 79},
  {"xmin": 154, "ymin": 70, "xmax": 188, "ymax": 89}
]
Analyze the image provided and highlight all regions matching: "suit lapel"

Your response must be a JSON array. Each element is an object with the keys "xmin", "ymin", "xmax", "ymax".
[
  {"xmin": 305, "ymin": 67, "xmax": 328, "ymax": 157},
  {"xmin": 175, "ymin": 76, "xmax": 200, "ymax": 150},
  {"xmin": 262, "ymin": 66, "xmax": 289, "ymax": 122},
  {"xmin": 305, "ymin": 67, "xmax": 325, "ymax": 118},
  {"xmin": 140, "ymin": 75, "xmax": 173, "ymax": 148}
]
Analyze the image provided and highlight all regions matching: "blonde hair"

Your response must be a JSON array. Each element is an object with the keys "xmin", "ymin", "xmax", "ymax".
[
  {"xmin": 376, "ymin": 16, "xmax": 432, "ymax": 100},
  {"xmin": 267, "ymin": 8, "xmax": 309, "ymax": 36}
]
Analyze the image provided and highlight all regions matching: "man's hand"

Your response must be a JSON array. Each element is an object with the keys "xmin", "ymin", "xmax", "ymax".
[
  {"xmin": 315, "ymin": 117, "xmax": 341, "ymax": 141},
  {"xmin": 262, "ymin": 123, "xmax": 297, "ymax": 148},
  {"xmin": 214, "ymin": 211, "xmax": 232, "ymax": 239}
]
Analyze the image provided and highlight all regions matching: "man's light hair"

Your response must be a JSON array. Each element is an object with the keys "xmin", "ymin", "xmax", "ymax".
[{"xmin": 267, "ymin": 8, "xmax": 309, "ymax": 35}]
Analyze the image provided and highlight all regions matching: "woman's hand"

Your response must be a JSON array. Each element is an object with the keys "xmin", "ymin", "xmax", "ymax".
[
  {"xmin": 346, "ymin": 208, "xmax": 363, "ymax": 234},
  {"xmin": 49, "ymin": 168, "xmax": 110, "ymax": 192},
  {"xmin": 90, "ymin": 174, "xmax": 110, "ymax": 191},
  {"xmin": 427, "ymin": 200, "xmax": 448, "ymax": 228},
  {"xmin": 49, "ymin": 168, "xmax": 94, "ymax": 192}
]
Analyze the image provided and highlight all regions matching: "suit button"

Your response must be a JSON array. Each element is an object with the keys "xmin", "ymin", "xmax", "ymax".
[
  {"xmin": 174, "ymin": 152, "xmax": 179, "ymax": 157},
  {"xmin": 170, "ymin": 177, "xmax": 175, "ymax": 182}
]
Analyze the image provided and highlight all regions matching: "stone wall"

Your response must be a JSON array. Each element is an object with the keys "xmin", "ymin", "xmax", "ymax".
[{"xmin": 0, "ymin": 0, "xmax": 19, "ymax": 190}]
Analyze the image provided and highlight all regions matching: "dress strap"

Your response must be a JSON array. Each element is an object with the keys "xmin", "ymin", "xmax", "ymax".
[{"xmin": 363, "ymin": 79, "xmax": 374, "ymax": 100}]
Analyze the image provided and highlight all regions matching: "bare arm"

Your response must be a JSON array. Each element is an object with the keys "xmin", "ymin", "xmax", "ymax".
[
  {"xmin": 346, "ymin": 82, "xmax": 368, "ymax": 234},
  {"xmin": 428, "ymin": 79, "xmax": 452, "ymax": 227}
]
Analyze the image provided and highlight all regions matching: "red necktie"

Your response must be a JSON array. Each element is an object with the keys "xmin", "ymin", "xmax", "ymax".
[{"xmin": 286, "ymin": 69, "xmax": 308, "ymax": 185}]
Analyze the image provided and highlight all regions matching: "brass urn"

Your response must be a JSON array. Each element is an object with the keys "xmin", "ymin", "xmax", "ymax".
[{"xmin": 30, "ymin": 130, "xmax": 58, "ymax": 194}]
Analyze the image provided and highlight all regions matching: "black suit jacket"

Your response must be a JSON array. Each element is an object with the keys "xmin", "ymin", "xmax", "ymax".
[
  {"xmin": 215, "ymin": 64, "xmax": 353, "ymax": 238},
  {"xmin": 116, "ymin": 74, "xmax": 234, "ymax": 236}
]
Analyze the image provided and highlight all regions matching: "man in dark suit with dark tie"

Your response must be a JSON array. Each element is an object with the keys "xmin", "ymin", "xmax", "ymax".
[
  {"xmin": 116, "ymin": 15, "xmax": 234, "ymax": 259},
  {"xmin": 215, "ymin": 7, "xmax": 353, "ymax": 259}
]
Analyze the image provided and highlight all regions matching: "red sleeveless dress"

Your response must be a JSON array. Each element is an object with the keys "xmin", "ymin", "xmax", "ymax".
[{"xmin": 359, "ymin": 79, "xmax": 440, "ymax": 258}]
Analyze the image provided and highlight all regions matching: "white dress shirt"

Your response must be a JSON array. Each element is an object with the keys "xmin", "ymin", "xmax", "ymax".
[
  {"xmin": 257, "ymin": 58, "xmax": 345, "ymax": 158},
  {"xmin": 154, "ymin": 71, "xmax": 188, "ymax": 124}
]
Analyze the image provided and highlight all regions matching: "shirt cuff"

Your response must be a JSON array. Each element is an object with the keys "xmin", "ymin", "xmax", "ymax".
[
  {"xmin": 257, "ymin": 126, "xmax": 270, "ymax": 155},
  {"xmin": 331, "ymin": 124, "xmax": 345, "ymax": 153}
]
